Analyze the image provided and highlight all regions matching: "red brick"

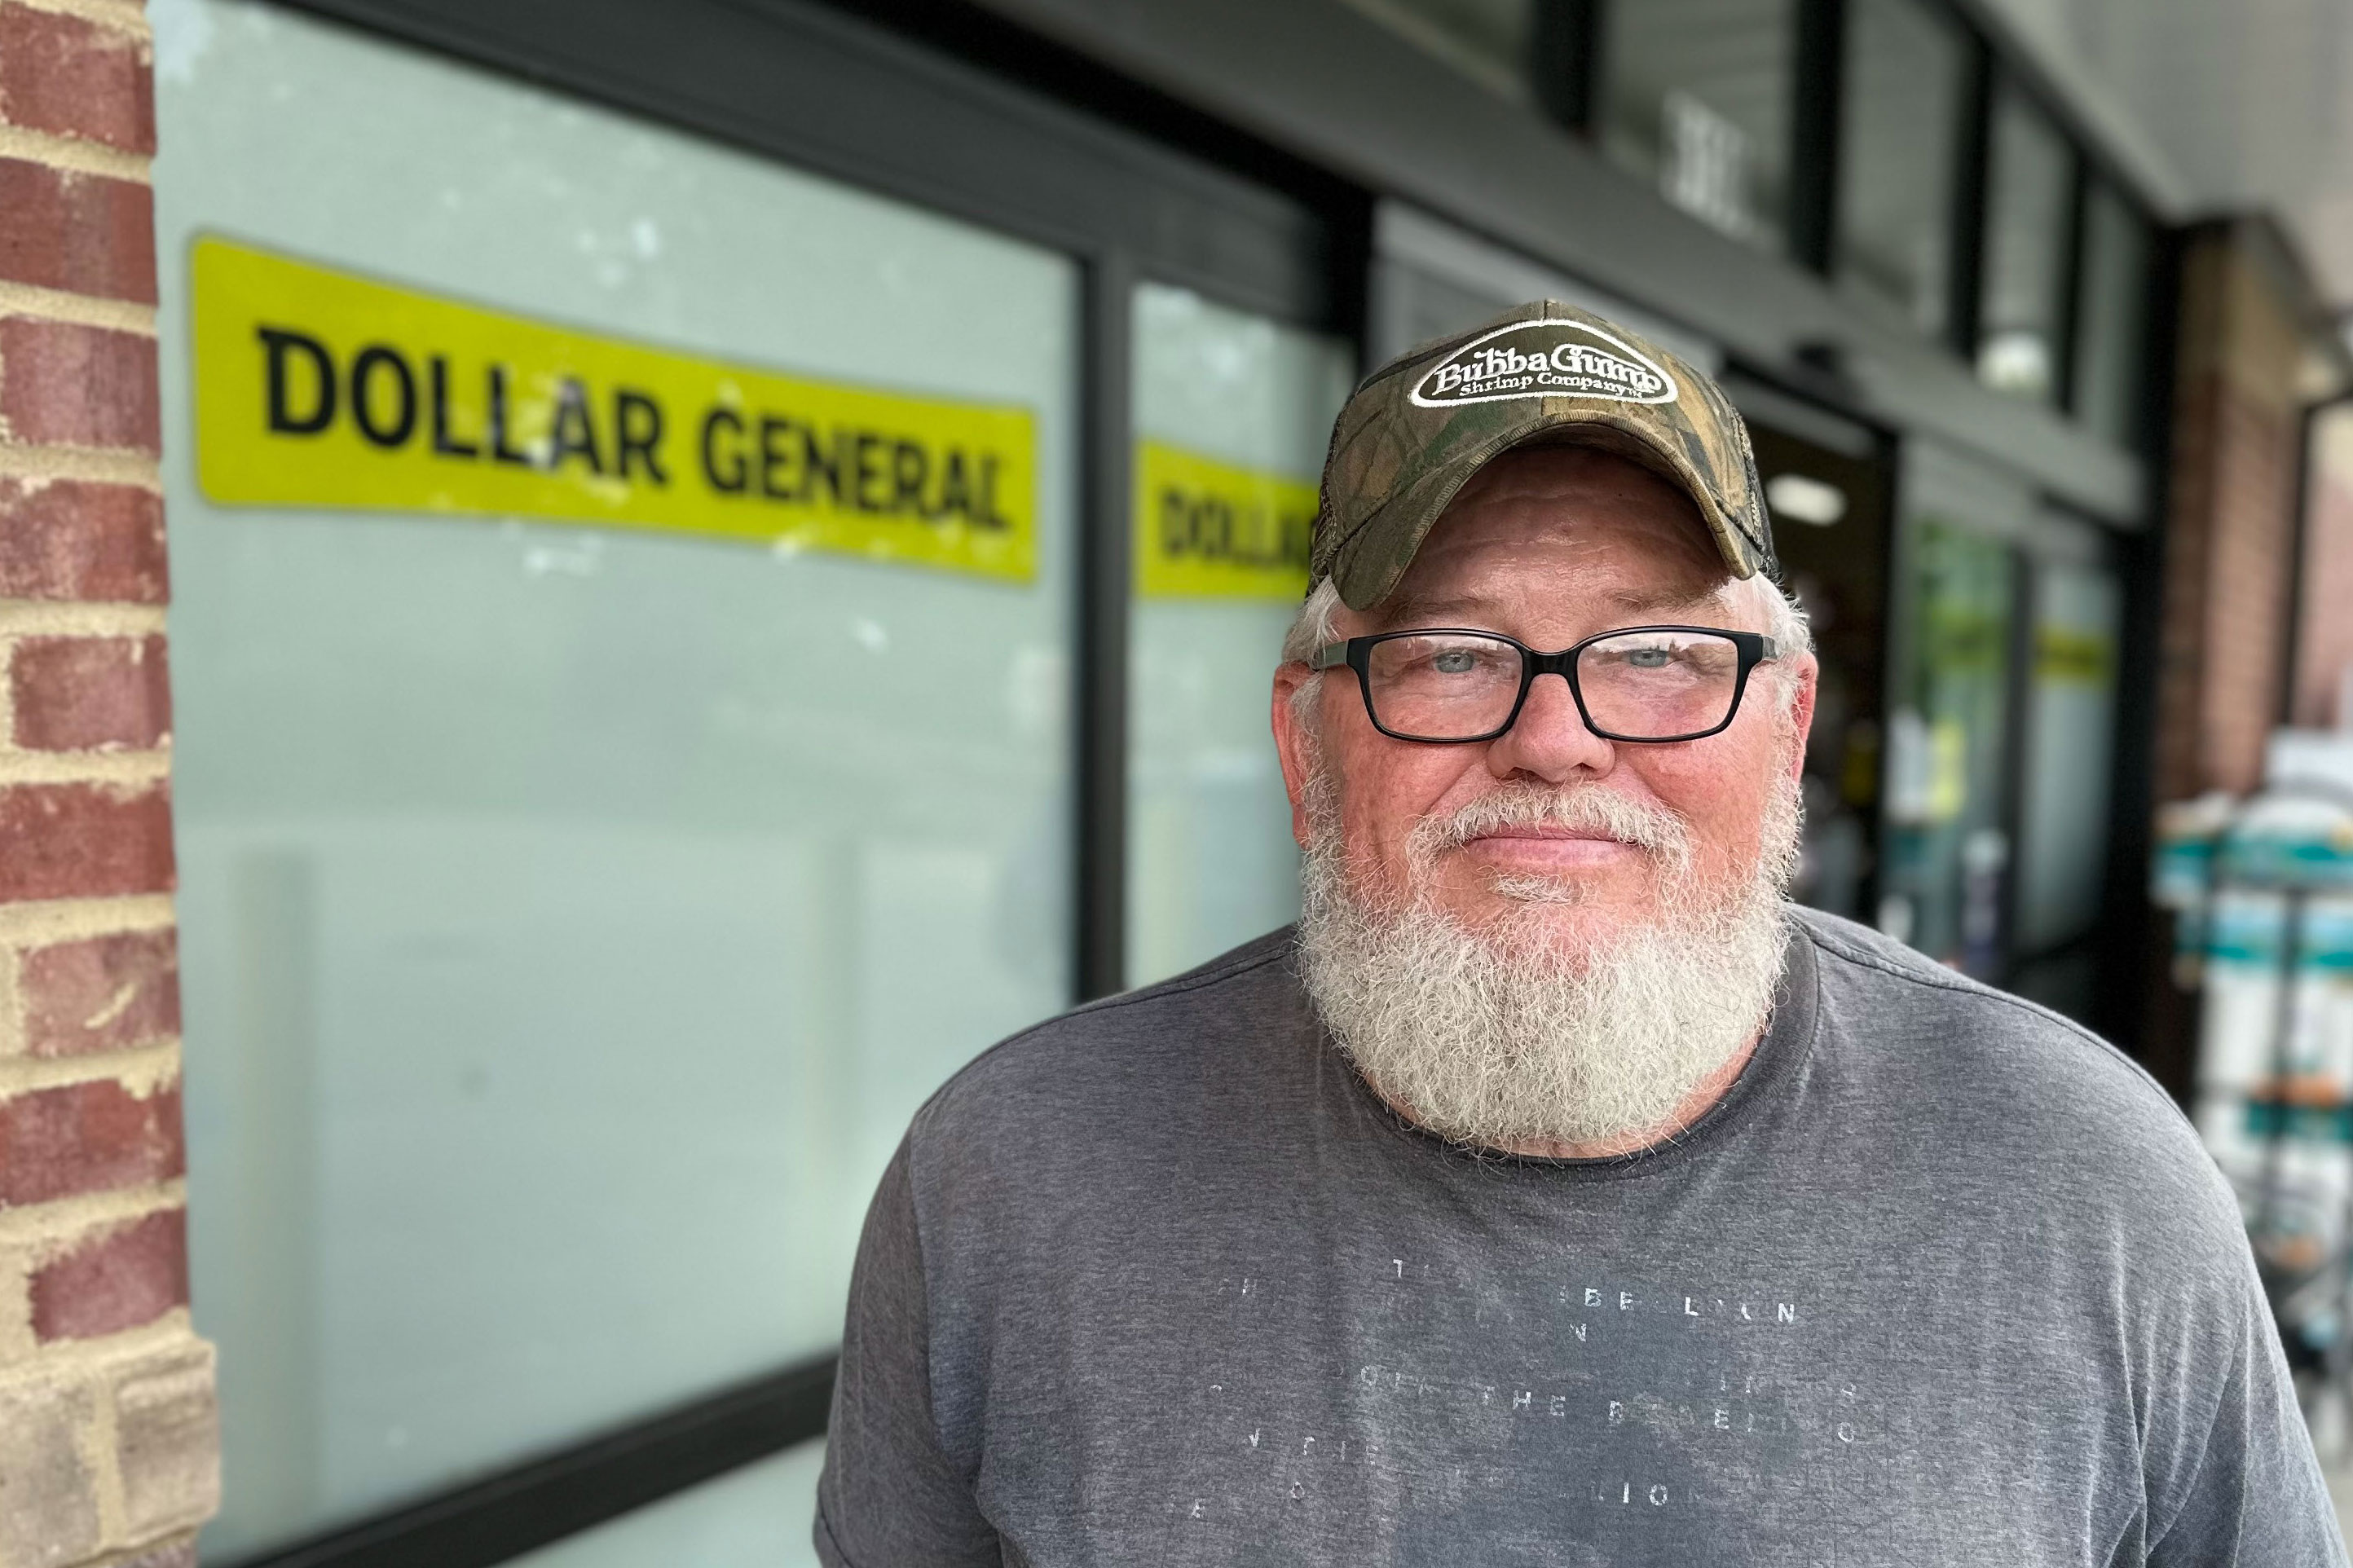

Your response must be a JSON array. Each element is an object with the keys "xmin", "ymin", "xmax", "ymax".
[
  {"xmin": 0, "ymin": 159, "xmax": 155, "ymax": 302},
  {"xmin": 0, "ymin": 1079, "xmax": 183, "ymax": 1206},
  {"xmin": 0, "ymin": 478, "xmax": 169, "ymax": 603},
  {"xmin": 0, "ymin": 319, "xmax": 159, "ymax": 452},
  {"xmin": 0, "ymin": 782, "xmax": 174, "ymax": 903},
  {"xmin": 10, "ymin": 635, "xmax": 170, "ymax": 751},
  {"xmin": 23, "ymin": 928, "xmax": 178, "ymax": 1058},
  {"xmin": 29, "ymin": 1209, "xmax": 187, "ymax": 1341},
  {"xmin": 2294, "ymin": 460, "xmax": 2353, "ymax": 725},
  {"xmin": 0, "ymin": 5, "xmax": 155, "ymax": 155}
]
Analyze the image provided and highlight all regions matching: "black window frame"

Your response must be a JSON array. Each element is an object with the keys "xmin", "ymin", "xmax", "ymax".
[{"xmin": 212, "ymin": 0, "xmax": 1364, "ymax": 1562}]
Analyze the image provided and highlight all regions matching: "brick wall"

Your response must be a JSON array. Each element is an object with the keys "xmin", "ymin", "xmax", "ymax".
[
  {"xmin": 2136, "ymin": 220, "xmax": 2340, "ymax": 1099},
  {"xmin": 2153, "ymin": 224, "xmax": 2310, "ymax": 803},
  {"xmin": 0, "ymin": 3, "xmax": 219, "ymax": 1566},
  {"xmin": 2294, "ymin": 405, "xmax": 2353, "ymax": 729}
]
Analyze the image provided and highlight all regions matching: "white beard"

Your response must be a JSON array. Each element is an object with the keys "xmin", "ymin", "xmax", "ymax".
[{"xmin": 1296, "ymin": 765, "xmax": 1800, "ymax": 1152}]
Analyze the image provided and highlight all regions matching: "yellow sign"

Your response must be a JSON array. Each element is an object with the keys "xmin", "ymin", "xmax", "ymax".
[
  {"xmin": 1928, "ymin": 717, "xmax": 1968, "ymax": 824},
  {"xmin": 1133, "ymin": 439, "xmax": 1315, "ymax": 600},
  {"xmin": 192, "ymin": 236, "xmax": 1037, "ymax": 580},
  {"xmin": 2036, "ymin": 626, "xmax": 2113, "ymax": 686}
]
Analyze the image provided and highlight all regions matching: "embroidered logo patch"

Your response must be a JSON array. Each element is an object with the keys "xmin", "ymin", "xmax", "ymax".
[{"xmin": 1410, "ymin": 318, "xmax": 1677, "ymax": 408}]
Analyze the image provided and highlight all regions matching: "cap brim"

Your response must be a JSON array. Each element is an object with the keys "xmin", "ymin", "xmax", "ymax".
[{"xmin": 1325, "ymin": 415, "xmax": 1765, "ymax": 612}]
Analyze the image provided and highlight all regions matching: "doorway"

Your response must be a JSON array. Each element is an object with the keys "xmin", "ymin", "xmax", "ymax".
[{"xmin": 1748, "ymin": 417, "xmax": 1897, "ymax": 925}]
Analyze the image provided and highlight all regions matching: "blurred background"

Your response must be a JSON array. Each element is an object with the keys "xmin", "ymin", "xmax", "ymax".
[{"xmin": 69, "ymin": 0, "xmax": 2353, "ymax": 1559}]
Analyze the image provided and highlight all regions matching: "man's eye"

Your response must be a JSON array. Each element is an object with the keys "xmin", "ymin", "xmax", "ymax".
[
  {"xmin": 1431, "ymin": 650, "xmax": 1479, "ymax": 674},
  {"xmin": 1626, "ymin": 647, "xmax": 1673, "ymax": 669}
]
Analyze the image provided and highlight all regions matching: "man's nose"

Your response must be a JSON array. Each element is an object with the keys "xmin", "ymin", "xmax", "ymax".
[{"xmin": 1483, "ymin": 670, "xmax": 1615, "ymax": 781}]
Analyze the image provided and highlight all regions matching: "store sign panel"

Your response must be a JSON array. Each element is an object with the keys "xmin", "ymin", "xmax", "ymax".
[
  {"xmin": 192, "ymin": 236, "xmax": 1038, "ymax": 581},
  {"xmin": 1132, "ymin": 439, "xmax": 1314, "ymax": 600},
  {"xmin": 2035, "ymin": 626, "xmax": 2113, "ymax": 687}
]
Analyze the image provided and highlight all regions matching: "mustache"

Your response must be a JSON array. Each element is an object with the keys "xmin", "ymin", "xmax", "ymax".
[{"xmin": 1407, "ymin": 782, "xmax": 1694, "ymax": 872}]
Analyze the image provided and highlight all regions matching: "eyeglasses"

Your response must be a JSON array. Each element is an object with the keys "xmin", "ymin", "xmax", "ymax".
[{"xmin": 1311, "ymin": 626, "xmax": 1779, "ymax": 745}]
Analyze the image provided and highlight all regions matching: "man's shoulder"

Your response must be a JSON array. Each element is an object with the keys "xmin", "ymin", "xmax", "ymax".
[
  {"xmin": 1791, "ymin": 907, "xmax": 2156, "ymax": 1085},
  {"xmin": 1788, "ymin": 906, "xmax": 2228, "ymax": 1217},
  {"xmin": 1791, "ymin": 905, "xmax": 2170, "ymax": 1106},
  {"xmin": 907, "ymin": 926, "xmax": 1308, "ymax": 1155}
]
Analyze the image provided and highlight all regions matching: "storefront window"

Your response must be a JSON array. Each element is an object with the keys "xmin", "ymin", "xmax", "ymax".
[
  {"xmin": 1126, "ymin": 284, "xmax": 1353, "ymax": 987},
  {"xmin": 2071, "ymin": 178, "xmax": 2153, "ymax": 447},
  {"xmin": 1598, "ymin": 0, "xmax": 1796, "ymax": 250},
  {"xmin": 1883, "ymin": 524, "xmax": 2015, "ymax": 973},
  {"xmin": 1369, "ymin": 202, "xmax": 1726, "ymax": 376},
  {"xmin": 2010, "ymin": 526, "xmax": 2122, "ymax": 1018},
  {"xmin": 158, "ymin": 2, "xmax": 1076, "ymax": 1557},
  {"xmin": 1835, "ymin": 0, "xmax": 1967, "ymax": 338},
  {"xmin": 1976, "ymin": 81, "xmax": 2075, "ymax": 402},
  {"xmin": 1879, "ymin": 447, "xmax": 2030, "ymax": 976}
]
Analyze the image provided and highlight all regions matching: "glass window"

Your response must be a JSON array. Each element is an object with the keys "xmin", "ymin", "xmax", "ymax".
[
  {"xmin": 2070, "ymin": 178, "xmax": 2153, "ymax": 447},
  {"xmin": 1976, "ymin": 81, "xmax": 2075, "ymax": 401},
  {"xmin": 2010, "ymin": 529, "xmax": 2121, "ymax": 1020},
  {"xmin": 1881, "ymin": 523, "xmax": 2015, "ymax": 974},
  {"xmin": 1835, "ymin": 0, "xmax": 1967, "ymax": 339},
  {"xmin": 1126, "ymin": 283, "xmax": 1353, "ymax": 988},
  {"xmin": 1341, "ymin": 0, "xmax": 1536, "ymax": 99},
  {"xmin": 1598, "ymin": 0, "xmax": 1796, "ymax": 250},
  {"xmin": 1878, "ymin": 446, "xmax": 2032, "ymax": 978},
  {"xmin": 1369, "ymin": 202, "xmax": 1728, "ymax": 373},
  {"xmin": 158, "ymin": 2, "xmax": 1076, "ymax": 1557}
]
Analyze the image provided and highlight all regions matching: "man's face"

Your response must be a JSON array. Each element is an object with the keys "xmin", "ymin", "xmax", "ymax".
[{"xmin": 1273, "ymin": 445, "xmax": 1816, "ymax": 958}]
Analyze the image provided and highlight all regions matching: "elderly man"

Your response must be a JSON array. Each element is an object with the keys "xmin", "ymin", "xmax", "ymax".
[{"xmin": 817, "ymin": 303, "xmax": 2341, "ymax": 1564}]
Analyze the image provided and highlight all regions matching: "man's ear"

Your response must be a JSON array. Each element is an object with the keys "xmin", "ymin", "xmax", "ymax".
[
  {"xmin": 1784, "ymin": 652, "xmax": 1819, "ymax": 784},
  {"xmin": 1271, "ymin": 665, "xmax": 1320, "ymax": 848}
]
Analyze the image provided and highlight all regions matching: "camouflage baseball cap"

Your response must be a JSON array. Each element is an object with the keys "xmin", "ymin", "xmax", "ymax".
[{"xmin": 1311, "ymin": 300, "xmax": 1775, "ymax": 610}]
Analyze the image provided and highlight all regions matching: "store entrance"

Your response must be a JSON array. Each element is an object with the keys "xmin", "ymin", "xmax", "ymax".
[
  {"xmin": 1747, "ymin": 420, "xmax": 1895, "ymax": 926},
  {"xmin": 1875, "ymin": 442, "xmax": 2126, "ymax": 1018}
]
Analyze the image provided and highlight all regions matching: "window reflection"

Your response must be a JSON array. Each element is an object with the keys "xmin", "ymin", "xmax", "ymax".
[
  {"xmin": 1125, "ymin": 284, "xmax": 1351, "ymax": 988},
  {"xmin": 1835, "ymin": 0, "xmax": 1967, "ymax": 339},
  {"xmin": 1882, "ymin": 521, "xmax": 2016, "ymax": 976},
  {"xmin": 1598, "ymin": 0, "xmax": 1796, "ymax": 251},
  {"xmin": 2009, "ymin": 535, "xmax": 2122, "ymax": 1020},
  {"xmin": 1977, "ymin": 81, "xmax": 2075, "ymax": 402},
  {"xmin": 2071, "ymin": 178, "xmax": 2153, "ymax": 447}
]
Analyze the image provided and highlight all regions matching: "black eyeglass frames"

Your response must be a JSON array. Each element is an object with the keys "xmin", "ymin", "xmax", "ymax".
[{"xmin": 1309, "ymin": 625, "xmax": 1780, "ymax": 745}]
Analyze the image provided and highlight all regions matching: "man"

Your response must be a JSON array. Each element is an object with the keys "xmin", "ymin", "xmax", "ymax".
[{"xmin": 817, "ymin": 302, "xmax": 2342, "ymax": 1563}]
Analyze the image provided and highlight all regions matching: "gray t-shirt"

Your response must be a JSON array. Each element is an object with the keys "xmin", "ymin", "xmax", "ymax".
[{"xmin": 817, "ymin": 910, "xmax": 2342, "ymax": 1566}]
